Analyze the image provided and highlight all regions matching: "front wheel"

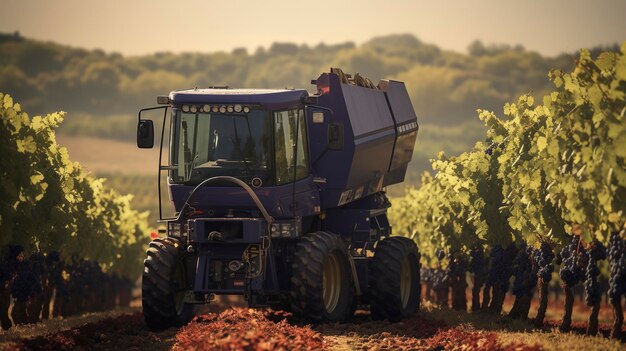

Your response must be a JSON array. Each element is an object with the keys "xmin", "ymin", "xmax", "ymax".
[
  {"xmin": 142, "ymin": 238, "xmax": 194, "ymax": 330},
  {"xmin": 290, "ymin": 231, "xmax": 355, "ymax": 322},
  {"xmin": 369, "ymin": 236, "xmax": 421, "ymax": 321}
]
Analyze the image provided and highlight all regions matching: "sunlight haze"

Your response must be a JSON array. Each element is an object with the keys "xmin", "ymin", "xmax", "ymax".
[{"xmin": 1, "ymin": 0, "xmax": 624, "ymax": 56}]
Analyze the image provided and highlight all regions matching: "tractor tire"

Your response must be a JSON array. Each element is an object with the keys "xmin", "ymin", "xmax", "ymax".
[
  {"xmin": 369, "ymin": 236, "xmax": 421, "ymax": 322},
  {"xmin": 142, "ymin": 238, "xmax": 194, "ymax": 330},
  {"xmin": 290, "ymin": 231, "xmax": 355, "ymax": 322}
]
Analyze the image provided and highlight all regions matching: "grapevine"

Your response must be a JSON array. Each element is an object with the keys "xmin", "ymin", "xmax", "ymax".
[
  {"xmin": 390, "ymin": 43, "xmax": 626, "ymax": 337},
  {"xmin": 0, "ymin": 93, "xmax": 151, "ymax": 328}
]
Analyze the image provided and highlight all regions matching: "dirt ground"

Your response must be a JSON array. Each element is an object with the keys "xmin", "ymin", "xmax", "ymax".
[{"xmin": 1, "ymin": 295, "xmax": 624, "ymax": 351}]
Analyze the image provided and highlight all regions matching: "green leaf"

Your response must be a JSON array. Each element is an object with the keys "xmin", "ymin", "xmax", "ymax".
[
  {"xmin": 16, "ymin": 136, "xmax": 36, "ymax": 153},
  {"xmin": 30, "ymin": 116, "xmax": 44, "ymax": 131},
  {"xmin": 30, "ymin": 172, "xmax": 44, "ymax": 185},
  {"xmin": 596, "ymin": 52, "xmax": 617, "ymax": 71},
  {"xmin": 3, "ymin": 94, "xmax": 13, "ymax": 109},
  {"xmin": 553, "ymin": 76, "xmax": 563, "ymax": 88},
  {"xmin": 536, "ymin": 136, "xmax": 547, "ymax": 151}
]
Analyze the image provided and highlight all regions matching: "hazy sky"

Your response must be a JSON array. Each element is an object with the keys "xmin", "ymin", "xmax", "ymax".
[{"xmin": 1, "ymin": 0, "xmax": 624, "ymax": 56}]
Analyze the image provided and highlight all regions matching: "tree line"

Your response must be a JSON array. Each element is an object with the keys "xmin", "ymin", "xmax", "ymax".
[{"xmin": 3, "ymin": 31, "xmax": 613, "ymax": 131}]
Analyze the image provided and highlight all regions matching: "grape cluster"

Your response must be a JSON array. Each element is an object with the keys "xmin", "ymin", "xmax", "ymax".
[
  {"xmin": 1, "ymin": 245, "xmax": 24, "ymax": 287},
  {"xmin": 584, "ymin": 240, "xmax": 607, "ymax": 306},
  {"xmin": 486, "ymin": 245, "xmax": 504, "ymax": 287},
  {"xmin": 420, "ymin": 266, "xmax": 433, "ymax": 286},
  {"xmin": 527, "ymin": 245, "xmax": 539, "ymax": 291},
  {"xmin": 511, "ymin": 242, "xmax": 532, "ymax": 297},
  {"xmin": 608, "ymin": 232, "xmax": 626, "ymax": 305},
  {"xmin": 487, "ymin": 244, "xmax": 517, "ymax": 292},
  {"xmin": 436, "ymin": 248, "xmax": 446, "ymax": 261},
  {"xmin": 445, "ymin": 252, "xmax": 468, "ymax": 282},
  {"xmin": 431, "ymin": 268, "xmax": 447, "ymax": 289},
  {"xmin": 421, "ymin": 266, "xmax": 447, "ymax": 301},
  {"xmin": 427, "ymin": 249, "xmax": 449, "ymax": 301},
  {"xmin": 559, "ymin": 236, "xmax": 588, "ymax": 287},
  {"xmin": 1, "ymin": 245, "xmax": 137, "ymax": 327},
  {"xmin": 533, "ymin": 242, "xmax": 555, "ymax": 282},
  {"xmin": 10, "ymin": 259, "xmax": 42, "ymax": 303},
  {"xmin": 469, "ymin": 246, "xmax": 486, "ymax": 276}
]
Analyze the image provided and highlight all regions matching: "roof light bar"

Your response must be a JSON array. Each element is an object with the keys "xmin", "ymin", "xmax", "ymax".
[{"xmin": 180, "ymin": 104, "xmax": 253, "ymax": 114}]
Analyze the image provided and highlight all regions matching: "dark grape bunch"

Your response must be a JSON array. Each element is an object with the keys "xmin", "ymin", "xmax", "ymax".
[
  {"xmin": 486, "ymin": 244, "xmax": 504, "ymax": 288},
  {"xmin": 559, "ymin": 236, "xmax": 588, "ymax": 287},
  {"xmin": 584, "ymin": 240, "xmax": 607, "ymax": 306},
  {"xmin": 431, "ymin": 268, "xmax": 447, "ymax": 290},
  {"xmin": 487, "ymin": 244, "xmax": 517, "ymax": 293},
  {"xmin": 527, "ymin": 245, "xmax": 539, "ymax": 291},
  {"xmin": 608, "ymin": 232, "xmax": 626, "ymax": 305},
  {"xmin": 436, "ymin": 248, "xmax": 446, "ymax": 261},
  {"xmin": 533, "ymin": 242, "xmax": 555, "ymax": 283},
  {"xmin": 420, "ymin": 266, "xmax": 433, "ymax": 286},
  {"xmin": 511, "ymin": 242, "xmax": 532, "ymax": 297},
  {"xmin": 445, "ymin": 252, "xmax": 468, "ymax": 283},
  {"xmin": 469, "ymin": 246, "xmax": 486, "ymax": 277},
  {"xmin": 10, "ymin": 259, "xmax": 42, "ymax": 303},
  {"xmin": 432, "ymin": 248, "xmax": 447, "ymax": 289}
]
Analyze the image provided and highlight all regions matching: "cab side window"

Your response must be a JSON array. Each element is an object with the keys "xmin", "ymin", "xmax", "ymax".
[{"xmin": 274, "ymin": 109, "xmax": 309, "ymax": 185}]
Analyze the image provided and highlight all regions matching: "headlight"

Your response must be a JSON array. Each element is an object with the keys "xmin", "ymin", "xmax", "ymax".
[
  {"xmin": 270, "ymin": 223, "xmax": 292, "ymax": 238},
  {"xmin": 168, "ymin": 222, "xmax": 182, "ymax": 237}
]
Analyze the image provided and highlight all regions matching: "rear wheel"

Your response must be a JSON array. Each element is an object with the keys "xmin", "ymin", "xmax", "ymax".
[
  {"xmin": 290, "ymin": 231, "xmax": 355, "ymax": 322},
  {"xmin": 142, "ymin": 238, "xmax": 194, "ymax": 330},
  {"xmin": 369, "ymin": 236, "xmax": 421, "ymax": 321}
]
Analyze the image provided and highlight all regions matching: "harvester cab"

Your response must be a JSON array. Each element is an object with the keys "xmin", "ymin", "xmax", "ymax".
[{"xmin": 137, "ymin": 68, "xmax": 421, "ymax": 330}]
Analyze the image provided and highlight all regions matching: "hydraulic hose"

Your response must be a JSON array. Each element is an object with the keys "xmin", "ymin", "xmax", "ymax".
[{"xmin": 175, "ymin": 176, "xmax": 274, "ymax": 224}]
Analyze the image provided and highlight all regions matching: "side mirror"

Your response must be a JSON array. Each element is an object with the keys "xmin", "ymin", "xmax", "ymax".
[
  {"xmin": 328, "ymin": 123, "xmax": 344, "ymax": 150},
  {"xmin": 137, "ymin": 119, "xmax": 154, "ymax": 148}
]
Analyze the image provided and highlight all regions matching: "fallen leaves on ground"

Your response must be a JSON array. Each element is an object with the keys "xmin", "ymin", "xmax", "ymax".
[{"xmin": 174, "ymin": 308, "xmax": 327, "ymax": 351}]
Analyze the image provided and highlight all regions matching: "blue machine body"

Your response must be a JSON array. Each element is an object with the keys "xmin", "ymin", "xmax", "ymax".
[{"xmin": 156, "ymin": 70, "xmax": 418, "ymax": 304}]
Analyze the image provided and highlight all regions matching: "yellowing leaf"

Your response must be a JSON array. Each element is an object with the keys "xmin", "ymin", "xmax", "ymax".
[
  {"xmin": 536, "ymin": 136, "xmax": 547, "ymax": 151},
  {"xmin": 30, "ymin": 172, "xmax": 44, "ymax": 185},
  {"xmin": 596, "ymin": 52, "xmax": 617, "ymax": 71},
  {"xmin": 547, "ymin": 139, "xmax": 560, "ymax": 157},
  {"xmin": 30, "ymin": 116, "xmax": 44, "ymax": 131},
  {"xmin": 5, "ymin": 108, "xmax": 21, "ymax": 133},
  {"xmin": 62, "ymin": 178, "xmax": 75, "ymax": 194},
  {"xmin": 608, "ymin": 212, "xmax": 621, "ymax": 223},
  {"xmin": 3, "ymin": 94, "xmax": 13, "ymax": 109},
  {"xmin": 17, "ymin": 136, "xmax": 37, "ymax": 153}
]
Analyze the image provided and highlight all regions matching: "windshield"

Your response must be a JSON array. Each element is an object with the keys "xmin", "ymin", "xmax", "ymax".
[
  {"xmin": 170, "ymin": 107, "xmax": 273, "ymax": 185},
  {"xmin": 169, "ymin": 106, "xmax": 309, "ymax": 186}
]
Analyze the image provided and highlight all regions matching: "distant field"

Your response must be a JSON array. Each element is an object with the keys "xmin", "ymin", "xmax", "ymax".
[{"xmin": 56, "ymin": 135, "xmax": 160, "ymax": 175}]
